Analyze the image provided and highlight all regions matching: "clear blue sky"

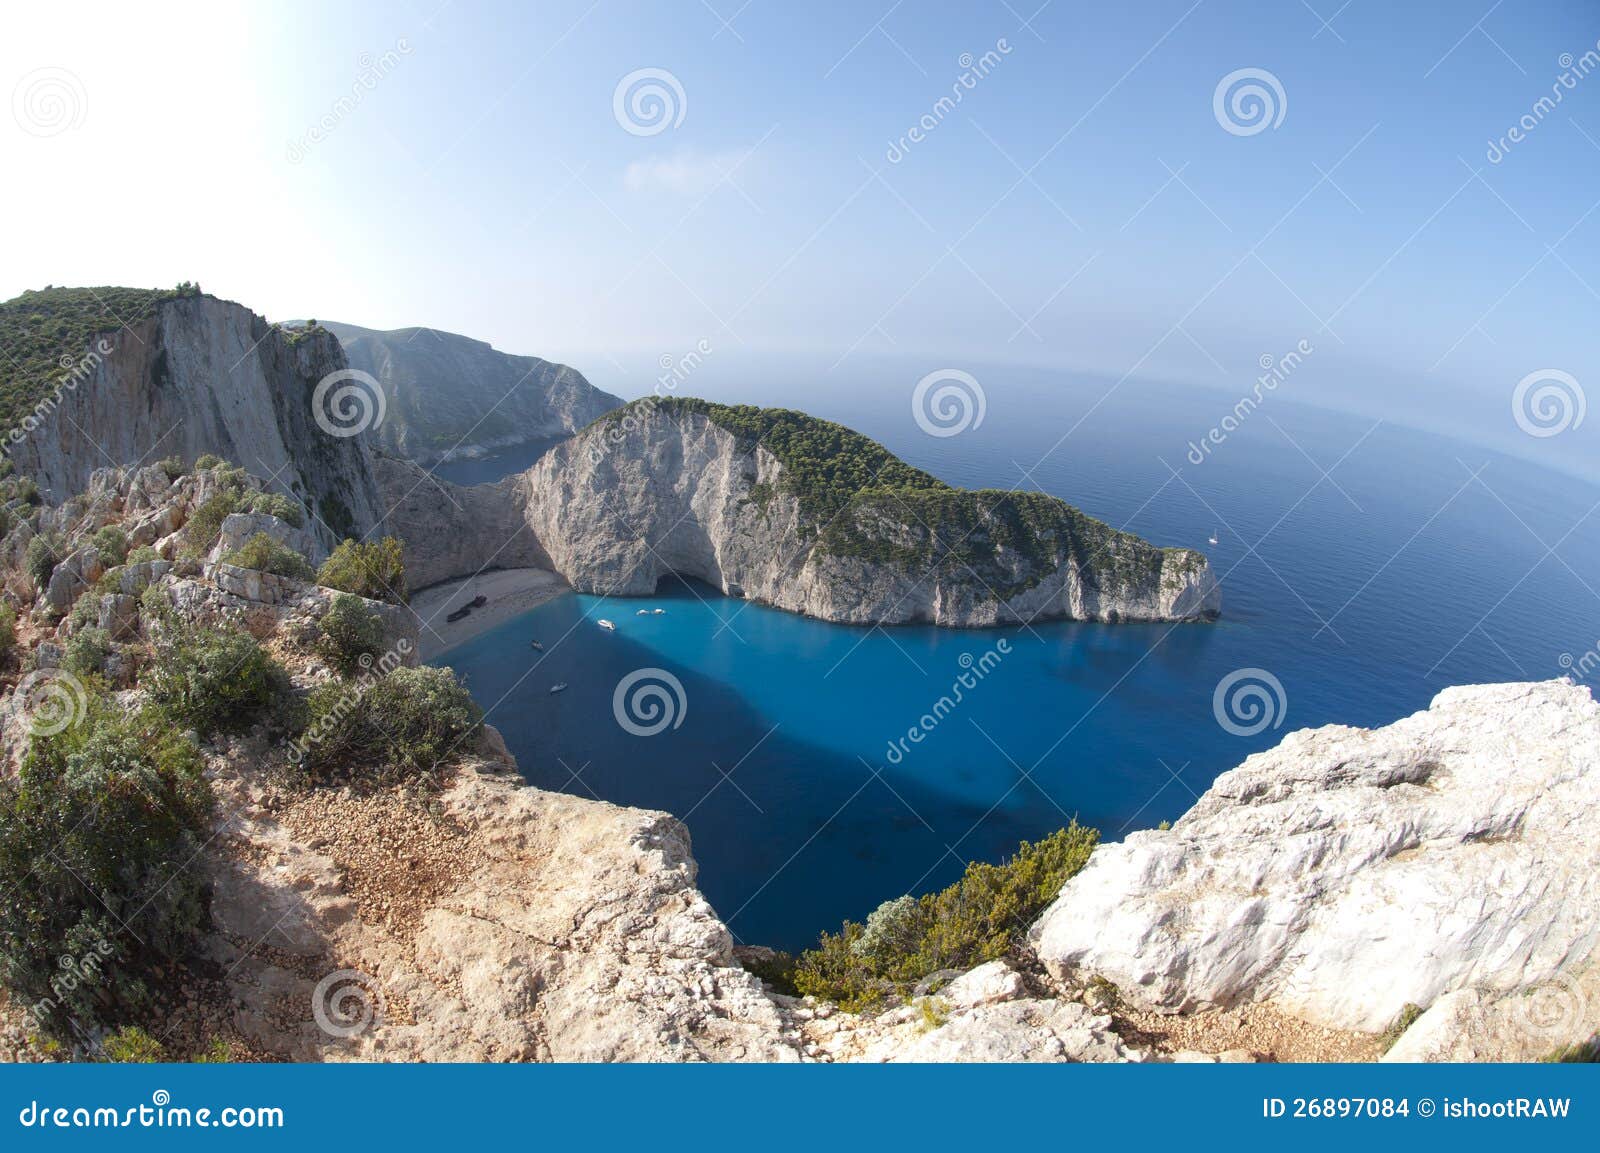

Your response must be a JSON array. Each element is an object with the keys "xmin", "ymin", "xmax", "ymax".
[{"xmin": 4, "ymin": 0, "xmax": 1598, "ymax": 468}]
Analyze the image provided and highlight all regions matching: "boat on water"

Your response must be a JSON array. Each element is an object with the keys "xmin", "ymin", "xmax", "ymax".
[
  {"xmin": 597, "ymin": 619, "xmax": 616, "ymax": 631},
  {"xmin": 549, "ymin": 682, "xmax": 567, "ymax": 694},
  {"xmin": 1208, "ymin": 530, "xmax": 1219, "ymax": 545},
  {"xmin": 652, "ymin": 608, "xmax": 666, "ymax": 615},
  {"xmin": 530, "ymin": 640, "xmax": 543, "ymax": 650},
  {"xmin": 636, "ymin": 609, "xmax": 650, "ymax": 615}
]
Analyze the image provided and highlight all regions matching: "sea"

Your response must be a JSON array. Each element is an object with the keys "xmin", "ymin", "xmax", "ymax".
[{"xmin": 429, "ymin": 366, "xmax": 1600, "ymax": 951}]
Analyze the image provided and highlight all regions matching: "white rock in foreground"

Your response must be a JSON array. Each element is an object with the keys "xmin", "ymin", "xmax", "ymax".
[{"xmin": 1031, "ymin": 681, "xmax": 1600, "ymax": 1035}]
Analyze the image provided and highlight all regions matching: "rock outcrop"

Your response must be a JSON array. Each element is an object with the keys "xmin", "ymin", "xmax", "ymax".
[
  {"xmin": 322, "ymin": 320, "xmax": 622, "ymax": 466},
  {"xmin": 395, "ymin": 399, "xmax": 1218, "ymax": 626},
  {"xmin": 3, "ymin": 294, "xmax": 385, "ymax": 550},
  {"xmin": 1031, "ymin": 681, "xmax": 1600, "ymax": 1048}
]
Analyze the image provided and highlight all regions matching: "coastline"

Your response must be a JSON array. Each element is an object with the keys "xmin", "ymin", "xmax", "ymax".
[{"xmin": 409, "ymin": 567, "xmax": 571, "ymax": 661}]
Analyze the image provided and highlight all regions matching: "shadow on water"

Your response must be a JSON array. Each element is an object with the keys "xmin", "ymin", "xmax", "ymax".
[{"xmin": 437, "ymin": 582, "xmax": 1079, "ymax": 952}]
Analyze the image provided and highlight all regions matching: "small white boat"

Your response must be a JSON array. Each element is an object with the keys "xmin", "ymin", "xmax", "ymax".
[
  {"xmin": 636, "ymin": 609, "xmax": 650, "ymax": 615},
  {"xmin": 652, "ymin": 608, "xmax": 666, "ymax": 615},
  {"xmin": 530, "ymin": 640, "xmax": 544, "ymax": 650},
  {"xmin": 597, "ymin": 619, "xmax": 616, "ymax": 631},
  {"xmin": 1207, "ymin": 530, "xmax": 1219, "ymax": 545},
  {"xmin": 549, "ymin": 682, "xmax": 567, "ymax": 694}
]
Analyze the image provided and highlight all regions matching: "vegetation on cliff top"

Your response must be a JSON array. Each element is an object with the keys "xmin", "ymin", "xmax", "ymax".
[
  {"xmin": 0, "ymin": 284, "xmax": 202, "ymax": 440},
  {"xmin": 764, "ymin": 823, "xmax": 1099, "ymax": 1011},
  {"xmin": 600, "ymin": 397, "xmax": 1201, "ymax": 597}
]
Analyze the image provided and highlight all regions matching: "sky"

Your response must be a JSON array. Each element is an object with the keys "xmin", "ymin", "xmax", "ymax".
[{"xmin": 3, "ymin": 0, "xmax": 1598, "ymax": 473}]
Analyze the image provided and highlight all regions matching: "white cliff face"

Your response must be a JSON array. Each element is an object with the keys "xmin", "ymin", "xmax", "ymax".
[
  {"xmin": 6, "ymin": 296, "xmax": 386, "ymax": 550},
  {"xmin": 1031, "ymin": 681, "xmax": 1600, "ymax": 1038},
  {"xmin": 507, "ymin": 403, "xmax": 1219, "ymax": 626}
]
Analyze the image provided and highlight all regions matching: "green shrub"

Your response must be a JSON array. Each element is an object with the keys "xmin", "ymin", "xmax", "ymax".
[
  {"xmin": 793, "ymin": 824, "xmax": 1098, "ymax": 1011},
  {"xmin": 91, "ymin": 525, "xmax": 128, "ymax": 567},
  {"xmin": 221, "ymin": 532, "xmax": 314, "ymax": 580},
  {"xmin": 126, "ymin": 545, "xmax": 158, "ymax": 565},
  {"xmin": 184, "ymin": 487, "xmax": 244, "ymax": 552},
  {"xmin": 298, "ymin": 666, "xmax": 480, "ymax": 786},
  {"xmin": 317, "ymin": 537, "xmax": 407, "ymax": 604},
  {"xmin": 158, "ymin": 455, "xmax": 186, "ymax": 480},
  {"xmin": 194, "ymin": 453, "xmax": 223, "ymax": 471},
  {"xmin": 101, "ymin": 1026, "xmax": 165, "ymax": 1063},
  {"xmin": 0, "ymin": 602, "xmax": 16, "ymax": 664},
  {"xmin": 740, "ymin": 950, "xmax": 800, "ymax": 996},
  {"xmin": 25, "ymin": 533, "xmax": 61, "ymax": 590},
  {"xmin": 247, "ymin": 491, "xmax": 305, "ymax": 528},
  {"xmin": 316, "ymin": 594, "xmax": 386, "ymax": 675},
  {"xmin": 1378, "ymin": 1003, "xmax": 1424, "ymax": 1053},
  {"xmin": 63, "ymin": 626, "xmax": 113, "ymax": 677},
  {"xmin": 0, "ymin": 696, "xmax": 210, "ymax": 1038},
  {"xmin": 144, "ymin": 624, "xmax": 284, "ymax": 737}
]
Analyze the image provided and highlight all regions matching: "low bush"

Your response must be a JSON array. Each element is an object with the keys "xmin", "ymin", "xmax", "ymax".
[
  {"xmin": 194, "ymin": 453, "xmax": 223, "ymax": 471},
  {"xmin": 0, "ymin": 696, "xmax": 211, "ymax": 1039},
  {"xmin": 247, "ymin": 491, "xmax": 304, "ymax": 528},
  {"xmin": 25, "ymin": 533, "xmax": 61, "ymax": 591},
  {"xmin": 91, "ymin": 525, "xmax": 128, "ymax": 567},
  {"xmin": 793, "ymin": 823, "xmax": 1098, "ymax": 1011},
  {"xmin": 222, "ymin": 532, "xmax": 314, "ymax": 580},
  {"xmin": 297, "ymin": 666, "xmax": 480, "ymax": 786},
  {"xmin": 317, "ymin": 537, "xmax": 407, "ymax": 604},
  {"xmin": 144, "ymin": 623, "xmax": 286, "ymax": 737},
  {"xmin": 315, "ymin": 594, "xmax": 386, "ymax": 675},
  {"xmin": 63, "ymin": 626, "xmax": 113, "ymax": 677},
  {"xmin": 0, "ymin": 602, "xmax": 16, "ymax": 664},
  {"xmin": 101, "ymin": 1026, "xmax": 165, "ymax": 1063}
]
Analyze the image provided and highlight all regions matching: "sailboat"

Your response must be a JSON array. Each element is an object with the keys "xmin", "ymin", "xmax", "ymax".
[{"xmin": 1207, "ymin": 529, "xmax": 1219, "ymax": 545}]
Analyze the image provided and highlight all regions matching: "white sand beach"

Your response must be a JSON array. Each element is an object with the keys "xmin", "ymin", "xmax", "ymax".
[{"xmin": 409, "ymin": 568, "xmax": 571, "ymax": 661}]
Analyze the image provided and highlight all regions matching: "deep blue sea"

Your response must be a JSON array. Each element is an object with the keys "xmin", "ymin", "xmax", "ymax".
[{"xmin": 432, "ymin": 370, "xmax": 1600, "ymax": 951}]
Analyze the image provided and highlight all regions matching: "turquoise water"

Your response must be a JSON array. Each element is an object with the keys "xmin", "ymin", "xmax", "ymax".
[{"xmin": 434, "ymin": 374, "xmax": 1600, "ymax": 950}]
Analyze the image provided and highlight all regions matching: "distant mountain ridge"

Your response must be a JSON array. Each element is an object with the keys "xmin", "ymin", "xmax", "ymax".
[{"xmin": 316, "ymin": 320, "xmax": 622, "ymax": 466}]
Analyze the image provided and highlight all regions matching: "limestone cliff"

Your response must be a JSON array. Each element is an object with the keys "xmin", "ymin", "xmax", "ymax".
[
  {"xmin": 507, "ymin": 399, "xmax": 1218, "ymax": 625},
  {"xmin": 322, "ymin": 320, "xmax": 622, "ymax": 466},
  {"xmin": 1, "ymin": 291, "xmax": 385, "ymax": 551}
]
